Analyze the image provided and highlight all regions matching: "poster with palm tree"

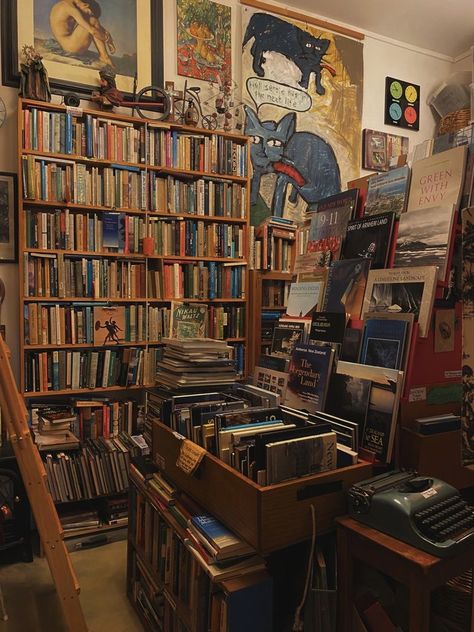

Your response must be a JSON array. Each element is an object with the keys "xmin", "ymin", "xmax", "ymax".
[{"xmin": 177, "ymin": 0, "xmax": 231, "ymax": 84}]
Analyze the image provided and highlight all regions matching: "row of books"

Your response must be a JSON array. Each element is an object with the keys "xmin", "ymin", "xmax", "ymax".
[
  {"xmin": 22, "ymin": 108, "xmax": 248, "ymax": 177},
  {"xmin": 22, "ymin": 156, "xmax": 148, "ymax": 209},
  {"xmin": 148, "ymin": 128, "xmax": 248, "ymax": 176},
  {"xmin": 23, "ymin": 108, "xmax": 146, "ymax": 163},
  {"xmin": 162, "ymin": 261, "xmax": 246, "ymax": 300},
  {"xmin": 31, "ymin": 399, "xmax": 142, "ymax": 442},
  {"xmin": 23, "ymin": 346, "xmax": 161, "ymax": 393},
  {"xmin": 24, "ymin": 253, "xmax": 147, "ymax": 299},
  {"xmin": 149, "ymin": 174, "xmax": 247, "ymax": 218},
  {"xmin": 24, "ymin": 209, "xmax": 145, "ymax": 254},
  {"xmin": 147, "ymin": 218, "xmax": 245, "ymax": 259},
  {"xmin": 43, "ymin": 433, "xmax": 146, "ymax": 502},
  {"xmin": 250, "ymin": 216, "xmax": 297, "ymax": 271}
]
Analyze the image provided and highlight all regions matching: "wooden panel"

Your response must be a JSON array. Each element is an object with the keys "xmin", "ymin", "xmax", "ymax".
[{"xmin": 399, "ymin": 428, "xmax": 474, "ymax": 489}]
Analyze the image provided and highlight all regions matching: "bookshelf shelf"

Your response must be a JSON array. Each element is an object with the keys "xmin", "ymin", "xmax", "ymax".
[
  {"xmin": 22, "ymin": 148, "xmax": 146, "ymax": 171},
  {"xmin": 22, "ymin": 297, "xmax": 148, "ymax": 303},
  {"xmin": 62, "ymin": 521, "xmax": 128, "ymax": 540},
  {"xmin": 24, "ymin": 341, "xmax": 163, "ymax": 350},
  {"xmin": 23, "ymin": 384, "xmax": 147, "ymax": 398},
  {"xmin": 148, "ymin": 211, "xmax": 247, "ymax": 224},
  {"xmin": 148, "ymin": 164, "xmax": 248, "ymax": 183},
  {"xmin": 148, "ymin": 254, "xmax": 245, "ymax": 262},
  {"xmin": 23, "ymin": 199, "xmax": 147, "ymax": 215},
  {"xmin": 25, "ymin": 248, "xmax": 146, "ymax": 259}
]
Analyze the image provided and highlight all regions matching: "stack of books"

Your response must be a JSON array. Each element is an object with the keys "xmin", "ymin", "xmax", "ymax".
[
  {"xmin": 156, "ymin": 339, "xmax": 238, "ymax": 389},
  {"xmin": 34, "ymin": 406, "xmax": 80, "ymax": 450}
]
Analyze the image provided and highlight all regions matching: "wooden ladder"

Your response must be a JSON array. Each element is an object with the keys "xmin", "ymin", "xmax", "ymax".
[{"xmin": 0, "ymin": 335, "xmax": 88, "ymax": 631}]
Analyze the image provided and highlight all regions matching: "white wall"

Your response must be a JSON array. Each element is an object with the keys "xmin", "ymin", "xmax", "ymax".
[{"xmin": 0, "ymin": 2, "xmax": 460, "ymax": 378}]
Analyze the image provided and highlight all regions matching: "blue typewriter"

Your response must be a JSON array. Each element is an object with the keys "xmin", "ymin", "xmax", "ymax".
[{"xmin": 348, "ymin": 470, "xmax": 474, "ymax": 557}]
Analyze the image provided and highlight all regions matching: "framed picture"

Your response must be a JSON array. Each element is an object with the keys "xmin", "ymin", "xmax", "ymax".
[
  {"xmin": 0, "ymin": 173, "xmax": 18, "ymax": 263},
  {"xmin": 1, "ymin": 0, "xmax": 163, "ymax": 96}
]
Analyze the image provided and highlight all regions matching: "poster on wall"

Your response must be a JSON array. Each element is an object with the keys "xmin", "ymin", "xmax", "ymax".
[
  {"xmin": 462, "ymin": 206, "xmax": 474, "ymax": 468},
  {"xmin": 177, "ymin": 0, "xmax": 232, "ymax": 84},
  {"xmin": 241, "ymin": 7, "xmax": 363, "ymax": 226},
  {"xmin": 1, "ymin": 0, "xmax": 163, "ymax": 94}
]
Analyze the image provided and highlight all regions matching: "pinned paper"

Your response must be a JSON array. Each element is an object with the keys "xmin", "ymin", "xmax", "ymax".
[{"xmin": 176, "ymin": 439, "xmax": 206, "ymax": 475}]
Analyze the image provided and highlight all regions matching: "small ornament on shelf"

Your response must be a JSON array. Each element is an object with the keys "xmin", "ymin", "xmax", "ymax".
[
  {"xmin": 19, "ymin": 45, "xmax": 51, "ymax": 102},
  {"xmin": 91, "ymin": 69, "xmax": 123, "ymax": 110}
]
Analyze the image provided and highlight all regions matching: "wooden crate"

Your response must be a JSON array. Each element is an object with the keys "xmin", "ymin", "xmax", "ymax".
[{"xmin": 152, "ymin": 421, "xmax": 372, "ymax": 554}]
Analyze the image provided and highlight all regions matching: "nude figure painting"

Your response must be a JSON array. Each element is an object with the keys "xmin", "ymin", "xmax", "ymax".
[{"xmin": 33, "ymin": 0, "xmax": 137, "ymax": 77}]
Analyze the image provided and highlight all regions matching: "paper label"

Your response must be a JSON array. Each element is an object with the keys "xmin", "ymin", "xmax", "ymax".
[
  {"xmin": 66, "ymin": 106, "xmax": 83, "ymax": 116},
  {"xmin": 421, "ymin": 488, "xmax": 437, "ymax": 499},
  {"xmin": 176, "ymin": 439, "xmax": 206, "ymax": 475},
  {"xmin": 445, "ymin": 370, "xmax": 462, "ymax": 379},
  {"xmin": 409, "ymin": 387, "xmax": 426, "ymax": 403}
]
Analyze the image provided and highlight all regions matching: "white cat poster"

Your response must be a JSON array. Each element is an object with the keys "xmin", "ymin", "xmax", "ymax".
[{"xmin": 241, "ymin": 7, "xmax": 363, "ymax": 226}]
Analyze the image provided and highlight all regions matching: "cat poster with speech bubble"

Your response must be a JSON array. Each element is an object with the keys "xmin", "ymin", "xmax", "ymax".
[{"xmin": 241, "ymin": 7, "xmax": 363, "ymax": 226}]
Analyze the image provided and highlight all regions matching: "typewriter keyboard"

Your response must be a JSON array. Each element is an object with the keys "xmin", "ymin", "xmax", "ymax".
[{"xmin": 413, "ymin": 494, "xmax": 474, "ymax": 542}]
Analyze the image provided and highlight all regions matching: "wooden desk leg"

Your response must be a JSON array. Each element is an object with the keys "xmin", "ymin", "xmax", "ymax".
[
  {"xmin": 409, "ymin": 580, "xmax": 430, "ymax": 632},
  {"xmin": 337, "ymin": 528, "xmax": 353, "ymax": 632}
]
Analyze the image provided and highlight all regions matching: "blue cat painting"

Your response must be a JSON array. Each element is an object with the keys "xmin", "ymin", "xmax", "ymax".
[
  {"xmin": 244, "ymin": 106, "xmax": 341, "ymax": 217},
  {"xmin": 243, "ymin": 12, "xmax": 332, "ymax": 96}
]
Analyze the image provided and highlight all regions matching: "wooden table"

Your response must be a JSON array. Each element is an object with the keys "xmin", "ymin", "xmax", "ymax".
[{"xmin": 336, "ymin": 516, "xmax": 474, "ymax": 632}]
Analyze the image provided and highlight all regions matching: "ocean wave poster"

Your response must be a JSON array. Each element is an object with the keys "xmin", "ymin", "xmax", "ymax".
[{"xmin": 241, "ymin": 6, "xmax": 363, "ymax": 226}]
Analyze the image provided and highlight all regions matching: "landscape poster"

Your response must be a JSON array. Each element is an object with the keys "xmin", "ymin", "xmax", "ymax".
[{"xmin": 394, "ymin": 204, "xmax": 455, "ymax": 281}]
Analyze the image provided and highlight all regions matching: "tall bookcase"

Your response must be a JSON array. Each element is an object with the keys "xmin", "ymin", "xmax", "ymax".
[{"xmin": 18, "ymin": 98, "xmax": 250, "ymax": 536}]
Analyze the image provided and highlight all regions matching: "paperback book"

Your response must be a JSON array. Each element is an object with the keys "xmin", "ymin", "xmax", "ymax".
[
  {"xmin": 170, "ymin": 303, "xmax": 208, "ymax": 339},
  {"xmin": 342, "ymin": 212, "xmax": 396, "ymax": 269},
  {"xmin": 253, "ymin": 366, "xmax": 289, "ymax": 399},
  {"xmin": 359, "ymin": 317, "xmax": 409, "ymax": 370},
  {"xmin": 364, "ymin": 166, "xmax": 411, "ymax": 218},
  {"xmin": 325, "ymin": 373, "xmax": 372, "ymax": 433},
  {"xmin": 309, "ymin": 312, "xmax": 347, "ymax": 346},
  {"xmin": 284, "ymin": 344, "xmax": 334, "ymax": 414},
  {"xmin": 286, "ymin": 281, "xmax": 325, "ymax": 318},
  {"xmin": 271, "ymin": 320, "xmax": 307, "ymax": 357},
  {"xmin": 362, "ymin": 266, "xmax": 437, "ymax": 337},
  {"xmin": 311, "ymin": 189, "xmax": 359, "ymax": 216},
  {"xmin": 393, "ymin": 204, "xmax": 456, "ymax": 282},
  {"xmin": 322, "ymin": 259, "xmax": 371, "ymax": 319}
]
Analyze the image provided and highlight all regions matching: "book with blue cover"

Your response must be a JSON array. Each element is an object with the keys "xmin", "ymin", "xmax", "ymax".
[
  {"xmin": 359, "ymin": 318, "xmax": 409, "ymax": 370},
  {"xmin": 190, "ymin": 513, "xmax": 254, "ymax": 559},
  {"xmin": 284, "ymin": 344, "xmax": 335, "ymax": 414}
]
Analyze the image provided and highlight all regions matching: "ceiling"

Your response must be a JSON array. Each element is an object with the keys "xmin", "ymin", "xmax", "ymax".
[{"xmin": 283, "ymin": 0, "xmax": 474, "ymax": 58}]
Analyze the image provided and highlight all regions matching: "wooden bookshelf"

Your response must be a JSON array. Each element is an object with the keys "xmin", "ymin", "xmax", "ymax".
[
  {"xmin": 19, "ymin": 97, "xmax": 251, "ymax": 398},
  {"xmin": 248, "ymin": 270, "xmax": 295, "ymax": 374}
]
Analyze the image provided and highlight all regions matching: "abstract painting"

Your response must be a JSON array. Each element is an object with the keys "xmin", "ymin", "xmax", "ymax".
[
  {"xmin": 241, "ymin": 7, "xmax": 363, "ymax": 226},
  {"xmin": 177, "ymin": 0, "xmax": 232, "ymax": 84}
]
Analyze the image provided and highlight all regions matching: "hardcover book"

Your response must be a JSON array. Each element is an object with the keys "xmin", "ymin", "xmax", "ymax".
[
  {"xmin": 266, "ymin": 432, "xmax": 337, "ymax": 485},
  {"xmin": 335, "ymin": 361, "xmax": 404, "ymax": 463},
  {"xmin": 362, "ymin": 266, "xmax": 437, "ymax": 337},
  {"xmin": 284, "ymin": 344, "xmax": 335, "ymax": 414},
  {"xmin": 342, "ymin": 212, "xmax": 396, "ymax": 269},
  {"xmin": 93, "ymin": 306, "xmax": 125, "ymax": 345},
  {"xmin": 271, "ymin": 321, "xmax": 307, "ymax": 357},
  {"xmin": 309, "ymin": 312, "xmax": 347, "ymax": 346},
  {"xmin": 347, "ymin": 174, "xmax": 376, "ymax": 217},
  {"xmin": 364, "ymin": 166, "xmax": 411, "ymax": 218},
  {"xmin": 306, "ymin": 206, "xmax": 353, "ymax": 260},
  {"xmin": 311, "ymin": 189, "xmax": 359, "ymax": 216},
  {"xmin": 170, "ymin": 303, "xmax": 208, "ymax": 339},
  {"xmin": 393, "ymin": 204, "xmax": 456, "ymax": 282},
  {"xmin": 322, "ymin": 259, "xmax": 371, "ymax": 319},
  {"xmin": 407, "ymin": 145, "xmax": 468, "ymax": 212},
  {"xmin": 359, "ymin": 318, "xmax": 409, "ymax": 370},
  {"xmin": 325, "ymin": 373, "xmax": 372, "ymax": 432},
  {"xmin": 286, "ymin": 281, "xmax": 325, "ymax": 318}
]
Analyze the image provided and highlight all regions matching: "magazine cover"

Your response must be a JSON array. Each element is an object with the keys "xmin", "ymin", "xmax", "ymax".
[
  {"xmin": 284, "ymin": 344, "xmax": 334, "ymax": 413},
  {"xmin": 364, "ymin": 166, "xmax": 410, "ymax": 218},
  {"xmin": 342, "ymin": 212, "xmax": 396, "ymax": 269},
  {"xmin": 362, "ymin": 266, "xmax": 437, "ymax": 337}
]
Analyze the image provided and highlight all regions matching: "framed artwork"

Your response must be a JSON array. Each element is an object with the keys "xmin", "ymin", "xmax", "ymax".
[
  {"xmin": 177, "ymin": 0, "xmax": 232, "ymax": 84},
  {"xmin": 1, "ymin": 0, "xmax": 163, "ymax": 96},
  {"xmin": 0, "ymin": 173, "xmax": 18, "ymax": 263}
]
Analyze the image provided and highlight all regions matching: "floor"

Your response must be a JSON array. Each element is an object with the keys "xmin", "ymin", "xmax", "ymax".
[{"xmin": 0, "ymin": 541, "xmax": 143, "ymax": 632}]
